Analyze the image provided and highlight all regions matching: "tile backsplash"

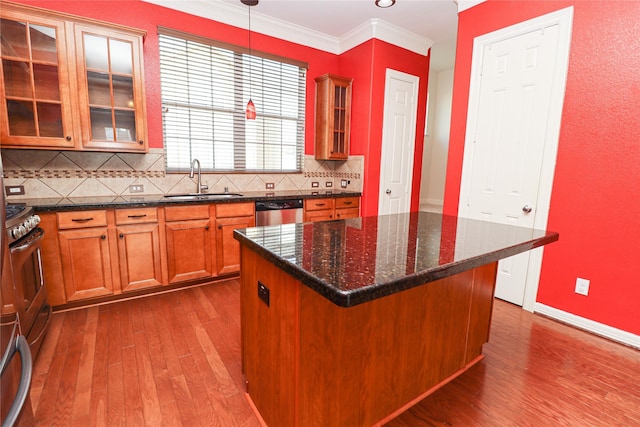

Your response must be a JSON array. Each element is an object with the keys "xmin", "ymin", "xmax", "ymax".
[{"xmin": 1, "ymin": 148, "xmax": 363, "ymax": 200}]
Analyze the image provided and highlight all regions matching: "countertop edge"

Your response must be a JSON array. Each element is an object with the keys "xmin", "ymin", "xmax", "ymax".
[
  {"xmin": 12, "ymin": 191, "xmax": 361, "ymax": 213},
  {"xmin": 234, "ymin": 227, "xmax": 559, "ymax": 308}
]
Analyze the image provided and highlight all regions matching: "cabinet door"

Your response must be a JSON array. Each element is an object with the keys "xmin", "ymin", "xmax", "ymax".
[
  {"xmin": 315, "ymin": 74, "xmax": 352, "ymax": 160},
  {"xmin": 74, "ymin": 24, "xmax": 147, "ymax": 152},
  {"xmin": 58, "ymin": 227, "xmax": 114, "ymax": 301},
  {"xmin": 215, "ymin": 216, "xmax": 254, "ymax": 275},
  {"xmin": 0, "ymin": 10, "xmax": 76, "ymax": 148},
  {"xmin": 304, "ymin": 210, "xmax": 334, "ymax": 223},
  {"xmin": 165, "ymin": 219, "xmax": 213, "ymax": 284},
  {"xmin": 116, "ymin": 222, "xmax": 163, "ymax": 292}
]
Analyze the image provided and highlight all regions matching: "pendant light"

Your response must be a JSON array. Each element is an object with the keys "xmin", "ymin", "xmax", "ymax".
[{"xmin": 242, "ymin": 0, "xmax": 258, "ymax": 119}]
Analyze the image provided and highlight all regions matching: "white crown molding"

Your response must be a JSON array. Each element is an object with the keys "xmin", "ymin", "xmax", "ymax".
[
  {"xmin": 535, "ymin": 303, "xmax": 640, "ymax": 350},
  {"xmin": 457, "ymin": 0, "xmax": 487, "ymax": 13},
  {"xmin": 142, "ymin": 0, "xmax": 430, "ymax": 56},
  {"xmin": 340, "ymin": 18, "xmax": 433, "ymax": 56}
]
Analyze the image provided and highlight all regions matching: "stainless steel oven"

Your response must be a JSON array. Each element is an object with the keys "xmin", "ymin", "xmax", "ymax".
[
  {"xmin": 2, "ymin": 154, "xmax": 35, "ymax": 426},
  {"xmin": 5, "ymin": 204, "xmax": 51, "ymax": 360}
]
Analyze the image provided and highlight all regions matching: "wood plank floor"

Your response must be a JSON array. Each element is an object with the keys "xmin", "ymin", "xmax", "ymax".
[{"xmin": 30, "ymin": 279, "xmax": 640, "ymax": 426}]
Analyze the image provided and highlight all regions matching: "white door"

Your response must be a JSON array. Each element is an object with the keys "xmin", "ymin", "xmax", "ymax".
[
  {"xmin": 458, "ymin": 8, "xmax": 573, "ymax": 309},
  {"xmin": 378, "ymin": 69, "xmax": 419, "ymax": 215}
]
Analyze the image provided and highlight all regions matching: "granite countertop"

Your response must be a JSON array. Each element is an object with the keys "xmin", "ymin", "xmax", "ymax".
[
  {"xmin": 234, "ymin": 212, "xmax": 559, "ymax": 307},
  {"xmin": 10, "ymin": 189, "xmax": 360, "ymax": 212}
]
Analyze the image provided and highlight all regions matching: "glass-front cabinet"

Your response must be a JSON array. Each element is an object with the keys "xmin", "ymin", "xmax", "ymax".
[
  {"xmin": 314, "ymin": 74, "xmax": 352, "ymax": 161},
  {"xmin": 0, "ymin": 11, "xmax": 75, "ymax": 148},
  {"xmin": 75, "ymin": 24, "xmax": 146, "ymax": 151},
  {"xmin": 0, "ymin": 2, "xmax": 147, "ymax": 152}
]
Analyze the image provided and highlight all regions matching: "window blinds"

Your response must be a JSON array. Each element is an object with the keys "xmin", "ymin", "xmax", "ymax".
[{"xmin": 158, "ymin": 29, "xmax": 306, "ymax": 172}]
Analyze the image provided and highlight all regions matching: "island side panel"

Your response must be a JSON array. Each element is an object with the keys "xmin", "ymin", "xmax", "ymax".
[
  {"xmin": 465, "ymin": 262, "xmax": 498, "ymax": 364},
  {"xmin": 240, "ymin": 246, "xmax": 300, "ymax": 427}
]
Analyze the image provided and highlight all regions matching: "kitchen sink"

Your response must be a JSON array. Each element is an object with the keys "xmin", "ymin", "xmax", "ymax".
[{"xmin": 162, "ymin": 193, "xmax": 243, "ymax": 201}]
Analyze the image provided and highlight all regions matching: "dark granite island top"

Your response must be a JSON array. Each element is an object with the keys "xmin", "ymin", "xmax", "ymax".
[
  {"xmin": 235, "ymin": 212, "xmax": 559, "ymax": 426},
  {"xmin": 234, "ymin": 211, "xmax": 558, "ymax": 307}
]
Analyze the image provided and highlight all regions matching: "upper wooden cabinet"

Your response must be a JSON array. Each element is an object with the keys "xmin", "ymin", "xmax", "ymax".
[
  {"xmin": 314, "ymin": 74, "xmax": 352, "ymax": 160},
  {"xmin": 74, "ymin": 24, "xmax": 146, "ymax": 151},
  {"xmin": 0, "ymin": 2, "xmax": 147, "ymax": 152}
]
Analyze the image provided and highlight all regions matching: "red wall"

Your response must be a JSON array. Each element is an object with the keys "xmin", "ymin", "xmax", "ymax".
[
  {"xmin": 444, "ymin": 0, "xmax": 640, "ymax": 335},
  {"xmin": 340, "ymin": 39, "xmax": 430, "ymax": 216}
]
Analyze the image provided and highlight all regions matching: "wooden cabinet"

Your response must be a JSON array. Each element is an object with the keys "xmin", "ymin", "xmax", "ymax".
[
  {"xmin": 304, "ymin": 198, "xmax": 335, "ymax": 222},
  {"xmin": 0, "ymin": 2, "xmax": 147, "ymax": 152},
  {"xmin": 304, "ymin": 197, "xmax": 360, "ymax": 222},
  {"xmin": 164, "ymin": 204, "xmax": 214, "ymax": 284},
  {"xmin": 215, "ymin": 202, "xmax": 255, "ymax": 275},
  {"xmin": 0, "ymin": 4, "xmax": 76, "ymax": 149},
  {"xmin": 74, "ymin": 23, "xmax": 146, "ymax": 151},
  {"xmin": 314, "ymin": 74, "xmax": 352, "ymax": 160},
  {"xmin": 115, "ymin": 207, "xmax": 163, "ymax": 292},
  {"xmin": 334, "ymin": 197, "xmax": 360, "ymax": 220},
  {"xmin": 57, "ymin": 210, "xmax": 114, "ymax": 301}
]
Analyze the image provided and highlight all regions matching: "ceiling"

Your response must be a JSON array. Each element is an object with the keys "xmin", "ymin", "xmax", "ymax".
[{"xmin": 144, "ymin": 0, "xmax": 461, "ymax": 70}]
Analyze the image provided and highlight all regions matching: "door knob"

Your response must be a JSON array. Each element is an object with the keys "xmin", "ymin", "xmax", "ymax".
[
  {"xmin": 522, "ymin": 205, "xmax": 533, "ymax": 214},
  {"xmin": 385, "ymin": 189, "xmax": 391, "ymax": 194}
]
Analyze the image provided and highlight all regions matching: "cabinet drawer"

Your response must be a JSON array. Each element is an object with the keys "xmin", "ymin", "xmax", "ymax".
[
  {"xmin": 216, "ymin": 202, "xmax": 255, "ymax": 218},
  {"xmin": 164, "ymin": 204, "xmax": 211, "ymax": 222},
  {"xmin": 305, "ymin": 198, "xmax": 335, "ymax": 211},
  {"xmin": 115, "ymin": 207, "xmax": 158, "ymax": 225},
  {"xmin": 335, "ymin": 197, "xmax": 359, "ymax": 209},
  {"xmin": 57, "ymin": 210, "xmax": 108, "ymax": 229}
]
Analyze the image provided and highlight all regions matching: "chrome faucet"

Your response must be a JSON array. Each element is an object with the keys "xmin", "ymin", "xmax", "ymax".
[{"xmin": 189, "ymin": 159, "xmax": 208, "ymax": 194}]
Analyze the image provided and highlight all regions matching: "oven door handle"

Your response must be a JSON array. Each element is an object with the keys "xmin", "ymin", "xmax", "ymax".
[
  {"xmin": 0, "ymin": 335, "xmax": 33, "ymax": 427},
  {"xmin": 10, "ymin": 228, "xmax": 44, "ymax": 253}
]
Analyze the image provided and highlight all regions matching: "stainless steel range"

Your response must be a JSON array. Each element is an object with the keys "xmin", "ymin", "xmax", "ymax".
[{"xmin": 5, "ymin": 203, "xmax": 51, "ymax": 360}]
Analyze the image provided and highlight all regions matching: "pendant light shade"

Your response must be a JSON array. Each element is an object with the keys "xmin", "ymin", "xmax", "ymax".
[
  {"xmin": 246, "ymin": 99, "xmax": 256, "ymax": 120},
  {"xmin": 242, "ymin": 0, "xmax": 258, "ymax": 120}
]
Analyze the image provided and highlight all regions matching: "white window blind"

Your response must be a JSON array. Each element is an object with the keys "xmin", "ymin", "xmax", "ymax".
[{"xmin": 158, "ymin": 28, "xmax": 306, "ymax": 172}]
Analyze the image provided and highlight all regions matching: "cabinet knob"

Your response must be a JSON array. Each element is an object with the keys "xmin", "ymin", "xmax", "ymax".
[
  {"xmin": 139, "ymin": 140, "xmax": 144, "ymax": 145},
  {"xmin": 119, "ymin": 233, "xmax": 124, "ymax": 239},
  {"xmin": 101, "ymin": 235, "xmax": 106, "ymax": 240},
  {"xmin": 217, "ymin": 225, "xmax": 222, "ymax": 230},
  {"xmin": 66, "ymin": 136, "xmax": 72, "ymax": 141}
]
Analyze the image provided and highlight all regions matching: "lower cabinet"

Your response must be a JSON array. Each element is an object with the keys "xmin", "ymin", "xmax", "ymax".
[
  {"xmin": 304, "ymin": 197, "xmax": 360, "ymax": 222},
  {"xmin": 57, "ymin": 210, "xmax": 115, "ymax": 302},
  {"xmin": 38, "ymin": 199, "xmax": 339, "ymax": 308},
  {"xmin": 115, "ymin": 208, "xmax": 164, "ymax": 292},
  {"xmin": 164, "ymin": 204, "xmax": 214, "ymax": 284},
  {"xmin": 215, "ymin": 202, "xmax": 255, "ymax": 275}
]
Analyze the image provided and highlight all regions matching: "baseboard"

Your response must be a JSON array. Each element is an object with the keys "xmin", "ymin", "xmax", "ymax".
[{"xmin": 534, "ymin": 303, "xmax": 640, "ymax": 349}]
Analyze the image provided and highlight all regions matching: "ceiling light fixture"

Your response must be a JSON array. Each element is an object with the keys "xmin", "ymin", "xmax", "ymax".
[
  {"xmin": 242, "ymin": 0, "xmax": 258, "ymax": 119},
  {"xmin": 375, "ymin": 0, "xmax": 396, "ymax": 8}
]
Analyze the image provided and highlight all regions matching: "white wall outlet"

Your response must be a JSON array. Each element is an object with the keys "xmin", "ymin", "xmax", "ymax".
[
  {"xmin": 325, "ymin": 181, "xmax": 333, "ymax": 188},
  {"xmin": 129, "ymin": 184, "xmax": 144, "ymax": 193},
  {"xmin": 341, "ymin": 179, "xmax": 348, "ymax": 188},
  {"xmin": 265, "ymin": 182, "xmax": 275, "ymax": 189},
  {"xmin": 575, "ymin": 277, "xmax": 590, "ymax": 296}
]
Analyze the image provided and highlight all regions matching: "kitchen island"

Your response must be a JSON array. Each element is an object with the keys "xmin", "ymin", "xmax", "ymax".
[{"xmin": 234, "ymin": 212, "xmax": 558, "ymax": 426}]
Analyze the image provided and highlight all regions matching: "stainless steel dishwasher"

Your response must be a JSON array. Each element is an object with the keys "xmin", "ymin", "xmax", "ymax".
[{"xmin": 255, "ymin": 199, "xmax": 304, "ymax": 225}]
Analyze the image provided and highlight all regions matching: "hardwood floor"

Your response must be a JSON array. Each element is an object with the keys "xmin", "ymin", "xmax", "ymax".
[{"xmin": 31, "ymin": 280, "xmax": 640, "ymax": 426}]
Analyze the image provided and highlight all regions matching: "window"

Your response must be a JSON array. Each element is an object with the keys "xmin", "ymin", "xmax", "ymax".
[{"xmin": 158, "ymin": 28, "xmax": 307, "ymax": 172}]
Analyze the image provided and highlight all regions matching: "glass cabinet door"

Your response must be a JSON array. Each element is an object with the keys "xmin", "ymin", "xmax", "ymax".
[
  {"xmin": 76, "ymin": 25, "xmax": 146, "ymax": 152},
  {"xmin": 0, "ymin": 15, "xmax": 74, "ymax": 148}
]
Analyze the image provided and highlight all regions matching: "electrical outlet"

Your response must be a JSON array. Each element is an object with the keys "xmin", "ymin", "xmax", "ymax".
[
  {"xmin": 5, "ymin": 185, "xmax": 25, "ymax": 196},
  {"xmin": 129, "ymin": 184, "xmax": 144, "ymax": 193},
  {"xmin": 341, "ymin": 179, "xmax": 348, "ymax": 188},
  {"xmin": 575, "ymin": 277, "xmax": 590, "ymax": 296},
  {"xmin": 265, "ymin": 182, "xmax": 275, "ymax": 190},
  {"xmin": 311, "ymin": 181, "xmax": 319, "ymax": 188},
  {"xmin": 325, "ymin": 181, "xmax": 333, "ymax": 188},
  {"xmin": 258, "ymin": 281, "xmax": 270, "ymax": 307}
]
